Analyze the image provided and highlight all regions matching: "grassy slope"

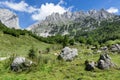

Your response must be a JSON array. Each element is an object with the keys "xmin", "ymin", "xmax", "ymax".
[
  {"xmin": 0, "ymin": 44, "xmax": 120, "ymax": 80},
  {"xmin": 0, "ymin": 33, "xmax": 52, "ymax": 56}
]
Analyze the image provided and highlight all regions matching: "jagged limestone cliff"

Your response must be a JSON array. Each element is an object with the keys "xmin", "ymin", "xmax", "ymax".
[
  {"xmin": 28, "ymin": 9, "xmax": 117, "ymax": 37},
  {"xmin": 0, "ymin": 9, "xmax": 20, "ymax": 29}
]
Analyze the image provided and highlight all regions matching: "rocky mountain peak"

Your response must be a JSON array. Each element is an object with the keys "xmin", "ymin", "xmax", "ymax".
[
  {"xmin": 28, "ymin": 9, "xmax": 117, "ymax": 37},
  {"xmin": 0, "ymin": 8, "xmax": 20, "ymax": 29},
  {"xmin": 90, "ymin": 9, "xmax": 114, "ymax": 20},
  {"xmin": 88, "ymin": 9, "xmax": 97, "ymax": 15}
]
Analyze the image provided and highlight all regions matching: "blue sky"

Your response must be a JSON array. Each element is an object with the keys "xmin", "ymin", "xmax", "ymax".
[{"xmin": 0, "ymin": 0, "xmax": 120, "ymax": 29}]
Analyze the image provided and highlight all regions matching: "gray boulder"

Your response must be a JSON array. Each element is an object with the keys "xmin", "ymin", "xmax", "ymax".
[
  {"xmin": 97, "ymin": 54, "xmax": 113, "ymax": 70},
  {"xmin": 110, "ymin": 44, "xmax": 120, "ymax": 52},
  {"xmin": 10, "ymin": 57, "xmax": 32, "ymax": 72},
  {"xmin": 58, "ymin": 47, "xmax": 78, "ymax": 61}
]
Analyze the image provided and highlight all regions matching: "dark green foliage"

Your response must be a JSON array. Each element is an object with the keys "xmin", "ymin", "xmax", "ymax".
[
  {"xmin": 30, "ymin": 34, "xmax": 64, "ymax": 44},
  {"xmin": 0, "ymin": 22, "xmax": 30, "ymax": 37},
  {"xmin": 28, "ymin": 47, "xmax": 36, "ymax": 59},
  {"xmin": 46, "ymin": 48, "xmax": 50, "ymax": 53},
  {"xmin": 75, "ymin": 20, "xmax": 120, "ymax": 45},
  {"xmin": 69, "ymin": 38, "xmax": 75, "ymax": 45},
  {"xmin": 57, "ymin": 55, "xmax": 62, "ymax": 60},
  {"xmin": 62, "ymin": 35, "xmax": 69, "ymax": 47},
  {"xmin": 87, "ymin": 37, "xmax": 94, "ymax": 45},
  {"xmin": 0, "ymin": 22, "xmax": 64, "ymax": 44},
  {"xmin": 78, "ymin": 36, "xmax": 86, "ymax": 44}
]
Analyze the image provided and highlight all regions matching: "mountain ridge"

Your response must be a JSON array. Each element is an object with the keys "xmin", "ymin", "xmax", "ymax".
[{"xmin": 28, "ymin": 9, "xmax": 117, "ymax": 37}]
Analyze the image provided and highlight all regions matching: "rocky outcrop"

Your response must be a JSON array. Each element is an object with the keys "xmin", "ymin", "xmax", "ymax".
[
  {"xmin": 110, "ymin": 44, "xmax": 120, "ymax": 52},
  {"xmin": 28, "ymin": 9, "xmax": 117, "ymax": 37},
  {"xmin": 85, "ymin": 54, "xmax": 115, "ymax": 71},
  {"xmin": 0, "ymin": 9, "xmax": 20, "ymax": 29},
  {"xmin": 58, "ymin": 47, "xmax": 78, "ymax": 61},
  {"xmin": 97, "ymin": 54, "xmax": 114, "ymax": 70},
  {"xmin": 10, "ymin": 57, "xmax": 32, "ymax": 72}
]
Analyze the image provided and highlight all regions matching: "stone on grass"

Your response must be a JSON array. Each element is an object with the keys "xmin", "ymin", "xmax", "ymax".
[
  {"xmin": 10, "ymin": 57, "xmax": 32, "ymax": 72},
  {"xmin": 110, "ymin": 44, "xmax": 120, "ymax": 52},
  {"xmin": 97, "ymin": 54, "xmax": 114, "ymax": 70},
  {"xmin": 58, "ymin": 47, "xmax": 78, "ymax": 61},
  {"xmin": 85, "ymin": 60, "xmax": 95, "ymax": 71},
  {"xmin": 100, "ymin": 46, "xmax": 108, "ymax": 51}
]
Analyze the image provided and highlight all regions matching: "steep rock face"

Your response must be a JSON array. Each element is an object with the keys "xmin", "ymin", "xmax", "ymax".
[
  {"xmin": 28, "ymin": 9, "xmax": 116, "ymax": 37},
  {"xmin": 0, "ymin": 9, "xmax": 20, "ymax": 29}
]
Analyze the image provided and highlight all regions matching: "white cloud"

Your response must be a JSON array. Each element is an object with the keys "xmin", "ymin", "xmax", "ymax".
[
  {"xmin": 0, "ymin": 0, "xmax": 72, "ymax": 21},
  {"xmin": 32, "ymin": 1, "xmax": 72, "ymax": 21},
  {"xmin": 0, "ymin": 1, "xmax": 38, "ymax": 13},
  {"xmin": 107, "ymin": 7, "xmax": 119, "ymax": 13}
]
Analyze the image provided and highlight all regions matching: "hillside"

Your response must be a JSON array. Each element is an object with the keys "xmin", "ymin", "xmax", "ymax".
[
  {"xmin": 75, "ymin": 18, "xmax": 120, "ymax": 45},
  {"xmin": 0, "ymin": 22, "xmax": 53, "ymax": 56}
]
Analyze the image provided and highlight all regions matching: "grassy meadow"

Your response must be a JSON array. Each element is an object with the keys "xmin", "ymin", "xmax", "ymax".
[
  {"xmin": 0, "ymin": 33, "xmax": 53, "ymax": 57},
  {"xmin": 0, "ymin": 34, "xmax": 120, "ymax": 80}
]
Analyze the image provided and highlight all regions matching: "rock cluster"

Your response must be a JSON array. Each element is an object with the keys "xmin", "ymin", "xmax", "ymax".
[{"xmin": 85, "ymin": 54, "xmax": 115, "ymax": 71}]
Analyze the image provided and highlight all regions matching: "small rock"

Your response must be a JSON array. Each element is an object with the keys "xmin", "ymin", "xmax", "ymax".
[{"xmin": 85, "ymin": 60, "xmax": 95, "ymax": 71}]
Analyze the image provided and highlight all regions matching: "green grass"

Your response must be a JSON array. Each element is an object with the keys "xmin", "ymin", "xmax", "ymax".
[
  {"xmin": 0, "ymin": 42, "xmax": 120, "ymax": 80},
  {"xmin": 0, "ymin": 33, "xmax": 120, "ymax": 80},
  {"xmin": 0, "ymin": 53, "xmax": 120, "ymax": 80},
  {"xmin": 0, "ymin": 33, "xmax": 54, "ymax": 57},
  {"xmin": 105, "ymin": 39, "xmax": 120, "ymax": 46}
]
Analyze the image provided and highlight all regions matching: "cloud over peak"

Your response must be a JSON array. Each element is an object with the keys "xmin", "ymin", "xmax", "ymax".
[
  {"xmin": 0, "ymin": 0, "xmax": 72, "ymax": 21},
  {"xmin": 32, "ymin": 2, "xmax": 71, "ymax": 21},
  {"xmin": 107, "ymin": 7, "xmax": 119, "ymax": 13}
]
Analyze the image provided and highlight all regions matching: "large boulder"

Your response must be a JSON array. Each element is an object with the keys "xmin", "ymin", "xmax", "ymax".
[
  {"xmin": 97, "ymin": 54, "xmax": 114, "ymax": 70},
  {"xmin": 10, "ymin": 57, "xmax": 32, "ymax": 72},
  {"xmin": 58, "ymin": 47, "xmax": 78, "ymax": 61}
]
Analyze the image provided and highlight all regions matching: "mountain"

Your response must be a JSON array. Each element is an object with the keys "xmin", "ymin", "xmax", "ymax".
[
  {"xmin": 0, "ymin": 8, "xmax": 20, "ymax": 29},
  {"xmin": 28, "ymin": 9, "xmax": 117, "ymax": 37}
]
